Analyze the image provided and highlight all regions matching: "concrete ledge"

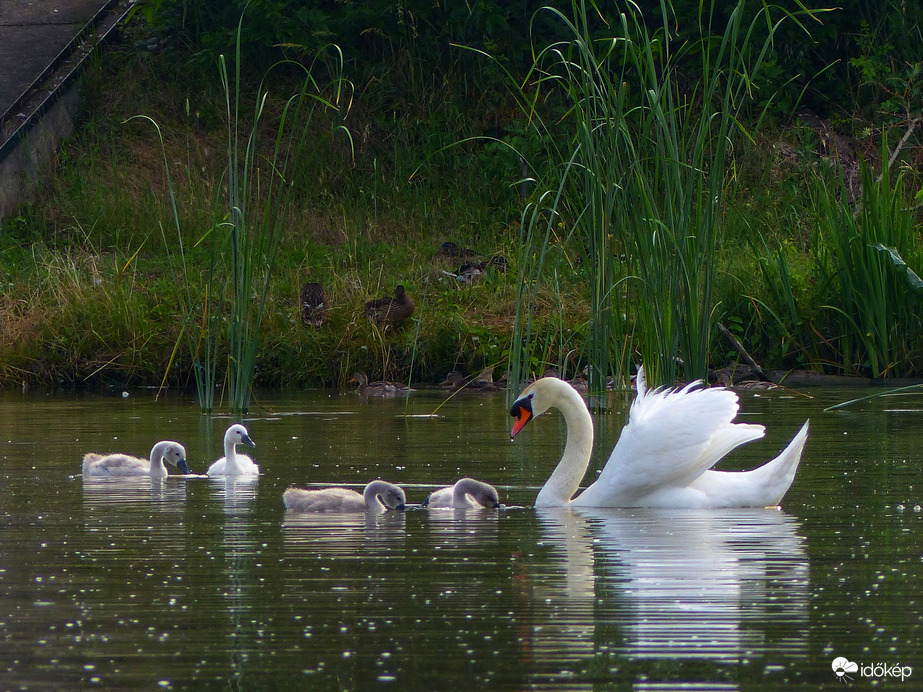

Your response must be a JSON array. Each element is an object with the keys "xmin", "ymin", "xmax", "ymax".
[{"xmin": 0, "ymin": 0, "xmax": 131, "ymax": 221}]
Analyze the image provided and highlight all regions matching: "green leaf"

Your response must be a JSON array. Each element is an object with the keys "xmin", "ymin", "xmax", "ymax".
[{"xmin": 872, "ymin": 243, "xmax": 923, "ymax": 293}]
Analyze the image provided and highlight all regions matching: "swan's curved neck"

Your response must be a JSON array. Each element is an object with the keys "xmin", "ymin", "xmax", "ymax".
[
  {"xmin": 223, "ymin": 436, "xmax": 242, "ymax": 474},
  {"xmin": 363, "ymin": 481, "xmax": 389, "ymax": 508},
  {"xmin": 149, "ymin": 442, "xmax": 169, "ymax": 478},
  {"xmin": 535, "ymin": 385, "xmax": 594, "ymax": 507},
  {"xmin": 453, "ymin": 479, "xmax": 476, "ymax": 505}
]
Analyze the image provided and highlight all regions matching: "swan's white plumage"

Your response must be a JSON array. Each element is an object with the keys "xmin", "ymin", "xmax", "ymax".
[
  {"xmin": 283, "ymin": 480, "xmax": 406, "ymax": 513},
  {"xmin": 425, "ymin": 478, "xmax": 501, "ymax": 508},
  {"xmin": 510, "ymin": 368, "xmax": 808, "ymax": 508},
  {"xmin": 82, "ymin": 440, "xmax": 189, "ymax": 478},
  {"xmin": 206, "ymin": 424, "xmax": 258, "ymax": 476}
]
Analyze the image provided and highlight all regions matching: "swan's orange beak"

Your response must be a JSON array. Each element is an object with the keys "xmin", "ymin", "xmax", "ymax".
[{"xmin": 510, "ymin": 397, "xmax": 533, "ymax": 439}]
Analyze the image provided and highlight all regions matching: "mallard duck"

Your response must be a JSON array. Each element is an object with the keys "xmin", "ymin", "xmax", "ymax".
[
  {"xmin": 300, "ymin": 282, "xmax": 327, "ymax": 327},
  {"xmin": 542, "ymin": 367, "xmax": 589, "ymax": 394},
  {"xmin": 437, "ymin": 241, "xmax": 478, "ymax": 260},
  {"xmin": 509, "ymin": 366, "xmax": 809, "ymax": 508},
  {"xmin": 711, "ymin": 364, "xmax": 780, "ymax": 390},
  {"xmin": 350, "ymin": 372, "xmax": 414, "ymax": 396},
  {"xmin": 364, "ymin": 285, "xmax": 415, "ymax": 326},
  {"xmin": 440, "ymin": 369, "xmax": 500, "ymax": 392}
]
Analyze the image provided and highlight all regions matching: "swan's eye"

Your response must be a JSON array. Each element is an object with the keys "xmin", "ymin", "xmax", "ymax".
[{"xmin": 509, "ymin": 393, "xmax": 533, "ymax": 418}]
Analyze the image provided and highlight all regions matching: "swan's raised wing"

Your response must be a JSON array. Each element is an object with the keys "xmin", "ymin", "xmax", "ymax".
[{"xmin": 576, "ymin": 380, "xmax": 764, "ymax": 505}]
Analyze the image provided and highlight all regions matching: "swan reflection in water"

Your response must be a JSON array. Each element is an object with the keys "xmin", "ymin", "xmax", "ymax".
[
  {"xmin": 82, "ymin": 475, "xmax": 189, "ymax": 518},
  {"xmin": 209, "ymin": 474, "xmax": 259, "ymax": 515},
  {"xmin": 425, "ymin": 506, "xmax": 501, "ymax": 544},
  {"xmin": 526, "ymin": 508, "xmax": 809, "ymax": 675},
  {"xmin": 283, "ymin": 506, "xmax": 407, "ymax": 558}
]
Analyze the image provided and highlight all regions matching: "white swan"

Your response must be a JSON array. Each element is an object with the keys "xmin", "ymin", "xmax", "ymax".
[
  {"xmin": 206, "ymin": 424, "xmax": 258, "ymax": 476},
  {"xmin": 83, "ymin": 440, "xmax": 189, "ymax": 478},
  {"xmin": 283, "ymin": 480, "xmax": 406, "ymax": 512},
  {"xmin": 423, "ymin": 478, "xmax": 501, "ymax": 508},
  {"xmin": 509, "ymin": 368, "xmax": 809, "ymax": 508}
]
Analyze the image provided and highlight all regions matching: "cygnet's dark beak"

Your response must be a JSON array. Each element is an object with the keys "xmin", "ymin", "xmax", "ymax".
[
  {"xmin": 395, "ymin": 503, "xmax": 407, "ymax": 511},
  {"xmin": 241, "ymin": 434, "xmax": 255, "ymax": 447},
  {"xmin": 177, "ymin": 459, "xmax": 191, "ymax": 474}
]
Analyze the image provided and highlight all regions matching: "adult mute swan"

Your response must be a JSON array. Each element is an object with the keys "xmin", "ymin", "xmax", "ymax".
[
  {"xmin": 423, "ymin": 478, "xmax": 501, "ymax": 508},
  {"xmin": 206, "ymin": 424, "xmax": 258, "ymax": 476},
  {"xmin": 509, "ymin": 368, "xmax": 809, "ymax": 508},
  {"xmin": 83, "ymin": 440, "xmax": 190, "ymax": 478},
  {"xmin": 283, "ymin": 480, "xmax": 406, "ymax": 512}
]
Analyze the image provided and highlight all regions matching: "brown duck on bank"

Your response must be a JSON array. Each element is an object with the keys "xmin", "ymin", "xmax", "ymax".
[
  {"xmin": 440, "ymin": 368, "xmax": 500, "ymax": 393},
  {"xmin": 350, "ymin": 372, "xmax": 414, "ymax": 397},
  {"xmin": 542, "ymin": 367, "xmax": 589, "ymax": 395},
  {"xmin": 364, "ymin": 285, "xmax": 415, "ymax": 327},
  {"xmin": 300, "ymin": 282, "xmax": 327, "ymax": 327}
]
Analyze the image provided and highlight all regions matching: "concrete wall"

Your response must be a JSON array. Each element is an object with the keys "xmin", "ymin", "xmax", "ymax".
[{"xmin": 0, "ymin": 84, "xmax": 81, "ymax": 222}]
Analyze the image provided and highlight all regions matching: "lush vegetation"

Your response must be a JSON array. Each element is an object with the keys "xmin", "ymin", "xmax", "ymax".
[{"xmin": 0, "ymin": 0, "xmax": 921, "ymax": 404}]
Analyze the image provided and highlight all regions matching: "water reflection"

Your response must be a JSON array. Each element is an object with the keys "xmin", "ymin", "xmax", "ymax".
[
  {"xmin": 531, "ymin": 507, "xmax": 810, "ymax": 676},
  {"xmin": 524, "ymin": 508, "xmax": 596, "ymax": 686},
  {"xmin": 82, "ymin": 476, "xmax": 189, "ymax": 508},
  {"xmin": 208, "ymin": 475, "xmax": 259, "ymax": 514},
  {"xmin": 2, "ymin": 386, "xmax": 918, "ymax": 688},
  {"xmin": 424, "ymin": 507, "xmax": 500, "ymax": 543},
  {"xmin": 205, "ymin": 475, "xmax": 262, "ymax": 688},
  {"xmin": 283, "ymin": 509, "xmax": 407, "ymax": 558}
]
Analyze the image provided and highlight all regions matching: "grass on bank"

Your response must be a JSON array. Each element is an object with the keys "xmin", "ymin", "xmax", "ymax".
[{"xmin": 0, "ymin": 5, "xmax": 922, "ymax": 392}]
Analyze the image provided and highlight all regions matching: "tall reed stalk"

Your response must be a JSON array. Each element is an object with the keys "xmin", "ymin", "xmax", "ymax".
[
  {"xmin": 814, "ymin": 148, "xmax": 920, "ymax": 377},
  {"xmin": 495, "ymin": 1, "xmax": 810, "ymax": 391},
  {"xmin": 219, "ymin": 39, "xmax": 351, "ymax": 413},
  {"xmin": 149, "ymin": 17, "xmax": 352, "ymax": 412}
]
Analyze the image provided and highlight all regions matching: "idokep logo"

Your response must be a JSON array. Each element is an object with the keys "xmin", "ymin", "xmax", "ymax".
[
  {"xmin": 832, "ymin": 656, "xmax": 913, "ymax": 683},
  {"xmin": 832, "ymin": 657, "xmax": 859, "ymax": 683}
]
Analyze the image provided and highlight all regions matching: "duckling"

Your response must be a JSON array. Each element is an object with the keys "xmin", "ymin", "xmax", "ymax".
[
  {"xmin": 364, "ymin": 285, "xmax": 415, "ymax": 327},
  {"xmin": 300, "ymin": 282, "xmax": 327, "ymax": 327},
  {"xmin": 423, "ymin": 478, "xmax": 501, "ymax": 509},
  {"xmin": 283, "ymin": 480, "xmax": 406, "ymax": 513},
  {"xmin": 350, "ymin": 372, "xmax": 414, "ymax": 396}
]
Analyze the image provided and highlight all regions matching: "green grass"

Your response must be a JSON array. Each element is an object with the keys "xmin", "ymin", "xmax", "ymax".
[{"xmin": 0, "ymin": 4, "xmax": 922, "ymax": 395}]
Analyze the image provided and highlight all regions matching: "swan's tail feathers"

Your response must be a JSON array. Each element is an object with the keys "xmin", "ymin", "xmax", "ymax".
[
  {"xmin": 760, "ymin": 420, "xmax": 810, "ymax": 505},
  {"xmin": 636, "ymin": 365, "xmax": 647, "ymax": 397},
  {"xmin": 701, "ymin": 423, "xmax": 766, "ymax": 471}
]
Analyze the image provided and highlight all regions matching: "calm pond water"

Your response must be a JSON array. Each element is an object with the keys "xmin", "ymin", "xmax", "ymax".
[{"xmin": 0, "ymin": 383, "xmax": 919, "ymax": 689}]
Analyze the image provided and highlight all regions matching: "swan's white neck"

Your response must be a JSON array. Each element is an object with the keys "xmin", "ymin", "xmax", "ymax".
[
  {"xmin": 149, "ymin": 442, "xmax": 170, "ymax": 479},
  {"xmin": 223, "ymin": 436, "xmax": 243, "ymax": 474},
  {"xmin": 535, "ymin": 382, "xmax": 594, "ymax": 507}
]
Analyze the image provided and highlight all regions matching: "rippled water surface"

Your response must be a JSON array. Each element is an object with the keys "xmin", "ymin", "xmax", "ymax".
[{"xmin": 1, "ymin": 384, "xmax": 920, "ymax": 689}]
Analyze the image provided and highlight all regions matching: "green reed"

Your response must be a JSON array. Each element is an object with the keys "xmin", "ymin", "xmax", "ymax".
[
  {"xmin": 143, "ymin": 16, "xmax": 352, "ymax": 412},
  {"xmin": 500, "ymin": 1, "xmax": 807, "ymax": 390},
  {"xmin": 813, "ymin": 149, "xmax": 921, "ymax": 377},
  {"xmin": 221, "ymin": 40, "xmax": 352, "ymax": 412}
]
